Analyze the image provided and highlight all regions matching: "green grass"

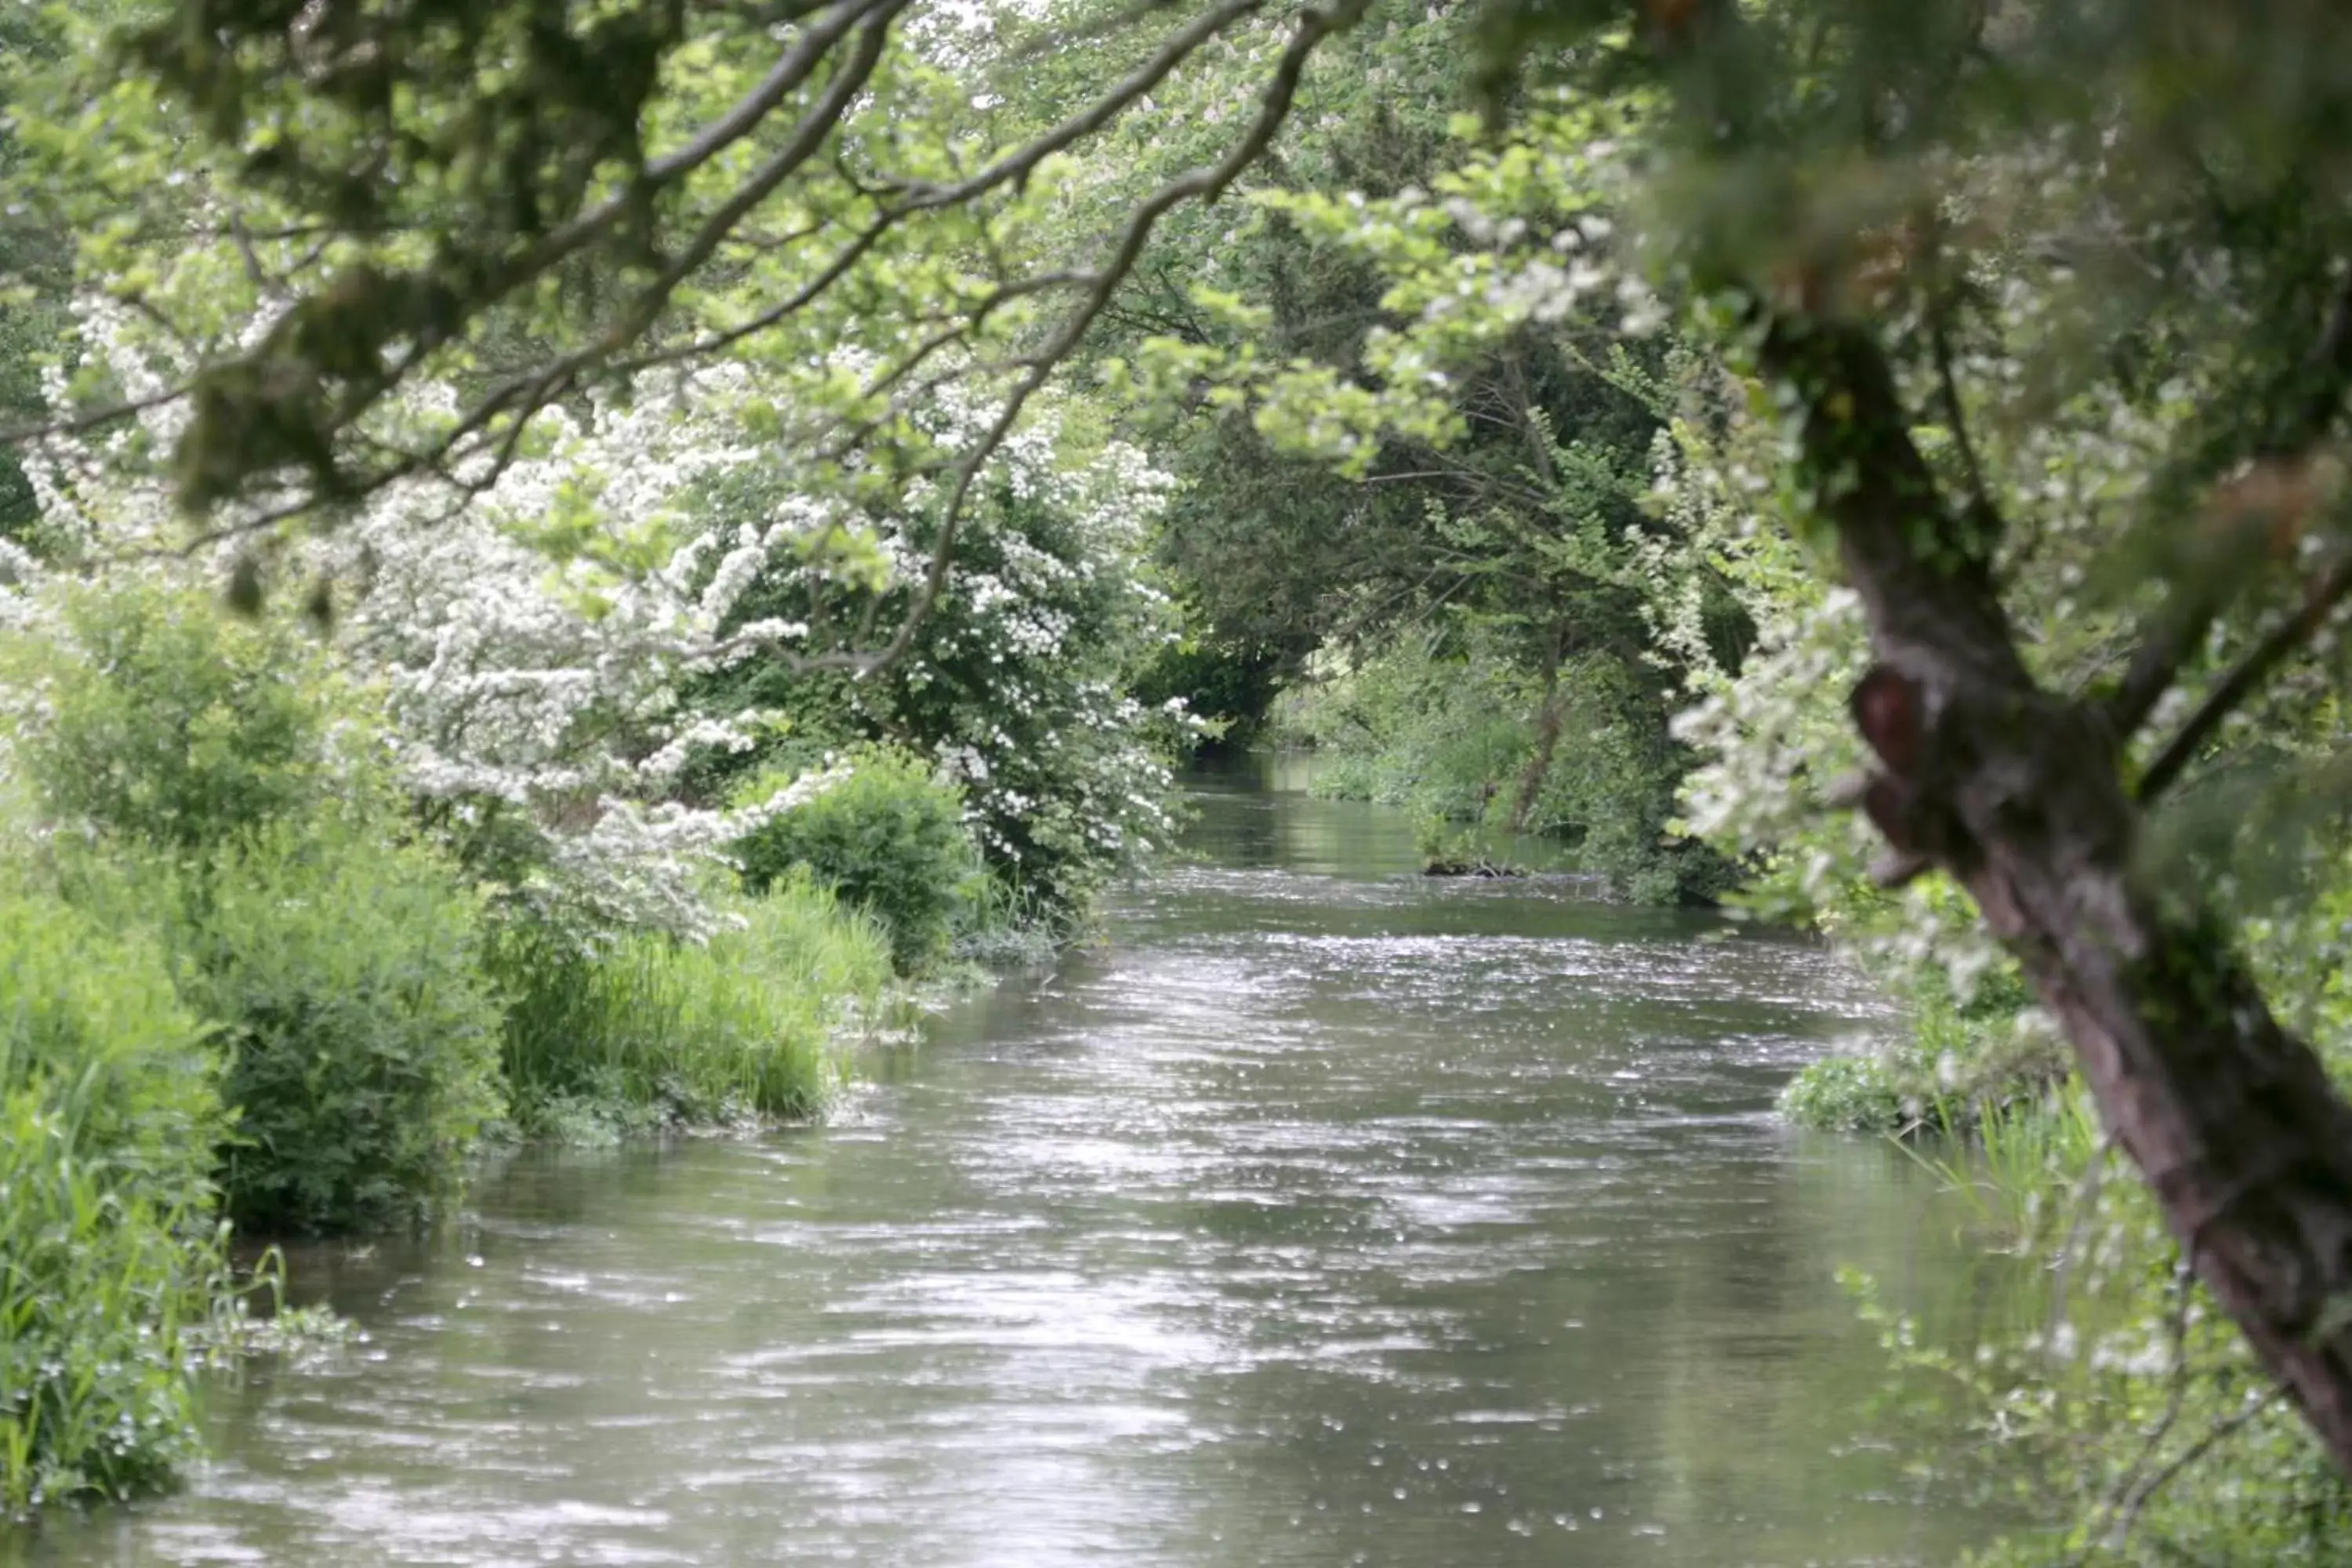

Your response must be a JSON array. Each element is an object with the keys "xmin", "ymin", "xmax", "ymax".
[
  {"xmin": 0, "ymin": 881, "xmax": 230, "ymax": 1515},
  {"xmin": 1895, "ymin": 1082, "xmax": 2105, "ymax": 1253},
  {"xmin": 495, "ymin": 878, "xmax": 894, "ymax": 1137}
]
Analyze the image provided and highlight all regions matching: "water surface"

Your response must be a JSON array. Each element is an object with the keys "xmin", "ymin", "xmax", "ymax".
[{"xmin": 17, "ymin": 771, "xmax": 2021, "ymax": 1566}]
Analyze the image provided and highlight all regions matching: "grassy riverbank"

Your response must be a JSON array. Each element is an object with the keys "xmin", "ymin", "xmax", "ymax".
[
  {"xmin": 0, "ymin": 848, "xmax": 908, "ymax": 1514},
  {"xmin": 0, "ymin": 586, "xmax": 1051, "ymax": 1515}
]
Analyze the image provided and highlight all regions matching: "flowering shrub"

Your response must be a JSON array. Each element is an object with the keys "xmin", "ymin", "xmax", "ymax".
[
  {"xmin": 706, "ymin": 397, "xmax": 1190, "ymax": 916},
  {"xmin": 19, "ymin": 306, "xmax": 1183, "ymax": 941},
  {"xmin": 13, "ymin": 318, "xmax": 837, "ymax": 940}
]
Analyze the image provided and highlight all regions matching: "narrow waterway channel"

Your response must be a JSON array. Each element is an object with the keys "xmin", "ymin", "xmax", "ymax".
[{"xmin": 20, "ymin": 768, "xmax": 2026, "ymax": 1566}]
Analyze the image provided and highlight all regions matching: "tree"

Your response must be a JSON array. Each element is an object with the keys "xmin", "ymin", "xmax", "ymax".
[
  {"xmin": 1582, "ymin": 0, "xmax": 2352, "ymax": 1475},
  {"xmin": 7, "ymin": 0, "xmax": 1363, "ymax": 678},
  {"xmin": 34, "ymin": 0, "xmax": 2352, "ymax": 1486}
]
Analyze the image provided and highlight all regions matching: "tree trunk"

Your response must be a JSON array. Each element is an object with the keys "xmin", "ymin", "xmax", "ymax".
[{"xmin": 1768, "ymin": 315, "xmax": 2352, "ymax": 1473}]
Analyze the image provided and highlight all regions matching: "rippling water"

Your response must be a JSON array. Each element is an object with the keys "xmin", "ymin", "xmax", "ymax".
[{"xmin": 14, "ymin": 768, "xmax": 2024, "ymax": 1566}]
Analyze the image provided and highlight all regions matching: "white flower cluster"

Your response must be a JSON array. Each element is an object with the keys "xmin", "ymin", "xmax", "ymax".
[
  {"xmin": 11, "ymin": 318, "xmax": 840, "ymax": 941},
  {"xmin": 13, "ymin": 308, "xmax": 1191, "ymax": 934}
]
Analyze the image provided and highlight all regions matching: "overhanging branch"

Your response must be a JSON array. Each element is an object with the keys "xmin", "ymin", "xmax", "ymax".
[
  {"xmin": 2110, "ymin": 268, "xmax": 2352, "ymax": 738},
  {"xmin": 2136, "ymin": 549, "xmax": 2352, "ymax": 804}
]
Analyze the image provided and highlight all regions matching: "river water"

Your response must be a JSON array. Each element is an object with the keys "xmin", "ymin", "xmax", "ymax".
[{"xmin": 18, "ymin": 770, "xmax": 2025, "ymax": 1566}]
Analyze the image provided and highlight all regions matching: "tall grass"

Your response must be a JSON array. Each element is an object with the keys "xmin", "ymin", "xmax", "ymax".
[
  {"xmin": 0, "ymin": 882, "xmax": 229, "ymax": 1515},
  {"xmin": 949, "ymin": 871, "xmax": 1067, "ymax": 969},
  {"xmin": 1898, "ymin": 1082, "xmax": 2106, "ymax": 1253},
  {"xmin": 496, "ymin": 877, "xmax": 894, "ymax": 1134}
]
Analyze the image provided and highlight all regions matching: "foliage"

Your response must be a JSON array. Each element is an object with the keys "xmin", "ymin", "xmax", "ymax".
[
  {"xmin": 20, "ymin": 299, "xmax": 1182, "ymax": 943},
  {"xmin": 702, "ymin": 392, "xmax": 1189, "ymax": 918},
  {"xmin": 24, "ymin": 0, "xmax": 2352, "ymax": 1538},
  {"xmin": 0, "ymin": 580, "xmax": 506, "ymax": 1233},
  {"xmin": 1272, "ymin": 617, "xmax": 1730, "ymax": 900},
  {"xmin": 0, "ymin": 878, "xmax": 227, "ymax": 1514},
  {"xmin": 168, "ymin": 820, "xmax": 506, "ymax": 1235},
  {"xmin": 1275, "ymin": 626, "xmax": 1532, "ymax": 817},
  {"xmin": 0, "ymin": 577, "xmax": 354, "ymax": 855},
  {"xmin": 5, "ymin": 0, "xmax": 1352, "ymax": 597},
  {"xmin": 492, "ymin": 880, "xmax": 889, "ymax": 1137},
  {"xmin": 1778, "ymin": 1052, "xmax": 1906, "ymax": 1135},
  {"xmin": 1128, "ymin": 632, "xmax": 1283, "ymax": 743},
  {"xmin": 731, "ymin": 746, "xmax": 978, "ymax": 975},
  {"xmin": 15, "ymin": 334, "xmax": 873, "ymax": 944},
  {"xmin": 946, "ymin": 873, "xmax": 1068, "ymax": 970},
  {"xmin": 1851, "ymin": 1092, "xmax": 2352, "ymax": 1566}
]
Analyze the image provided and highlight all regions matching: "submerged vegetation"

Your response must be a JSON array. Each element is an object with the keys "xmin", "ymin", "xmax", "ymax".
[{"xmin": 5, "ymin": 0, "xmax": 2352, "ymax": 1556}]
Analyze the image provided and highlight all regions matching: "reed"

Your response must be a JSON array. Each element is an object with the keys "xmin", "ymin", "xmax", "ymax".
[
  {"xmin": 496, "ymin": 878, "xmax": 893, "ymax": 1134},
  {"xmin": 1899, "ymin": 1082, "xmax": 2104, "ymax": 1254}
]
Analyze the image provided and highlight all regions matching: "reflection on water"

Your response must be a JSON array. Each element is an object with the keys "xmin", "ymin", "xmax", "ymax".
[{"xmin": 13, "ymin": 764, "xmax": 2025, "ymax": 1566}]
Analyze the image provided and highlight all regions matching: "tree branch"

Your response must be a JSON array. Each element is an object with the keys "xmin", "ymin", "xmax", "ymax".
[
  {"xmin": 2136, "ymin": 550, "xmax": 2352, "ymax": 804},
  {"xmin": 895, "ymin": 0, "xmax": 1272, "ymax": 212},
  {"xmin": 2110, "ymin": 268, "xmax": 2352, "ymax": 737},
  {"xmin": 1923, "ymin": 220, "xmax": 1999, "ymax": 550},
  {"xmin": 855, "ymin": 0, "xmax": 1364, "ymax": 679}
]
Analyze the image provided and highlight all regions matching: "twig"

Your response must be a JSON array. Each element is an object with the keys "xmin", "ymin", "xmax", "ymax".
[
  {"xmin": 895, "ymin": 0, "xmax": 1271, "ymax": 212},
  {"xmin": 2107, "ymin": 1388, "xmax": 2284, "ymax": 1549},
  {"xmin": 1927, "ymin": 258, "xmax": 1997, "ymax": 549},
  {"xmin": 2068, "ymin": 1261, "xmax": 2199, "ymax": 1567}
]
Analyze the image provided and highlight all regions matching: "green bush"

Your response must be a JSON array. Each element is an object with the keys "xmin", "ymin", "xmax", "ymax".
[
  {"xmin": 0, "ymin": 884, "xmax": 228, "ymax": 1514},
  {"xmin": 1779, "ymin": 1051, "xmax": 1908, "ymax": 1133},
  {"xmin": 495, "ymin": 878, "xmax": 891, "ymax": 1134},
  {"xmin": 731, "ymin": 747, "xmax": 978, "ymax": 974},
  {"xmin": 171, "ymin": 822, "xmax": 506, "ymax": 1234},
  {"xmin": 2, "ymin": 580, "xmax": 348, "ymax": 855}
]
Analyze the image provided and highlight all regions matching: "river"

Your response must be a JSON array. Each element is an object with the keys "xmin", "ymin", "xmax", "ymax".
[{"xmin": 16, "ymin": 767, "xmax": 2027, "ymax": 1566}]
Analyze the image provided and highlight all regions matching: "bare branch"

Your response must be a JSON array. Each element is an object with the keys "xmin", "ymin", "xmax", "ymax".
[{"xmin": 0, "ymin": 384, "xmax": 190, "ymax": 449}]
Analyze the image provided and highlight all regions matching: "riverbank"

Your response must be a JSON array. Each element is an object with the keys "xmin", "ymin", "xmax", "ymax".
[{"xmin": 10, "ymin": 778, "xmax": 2038, "ymax": 1567}]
